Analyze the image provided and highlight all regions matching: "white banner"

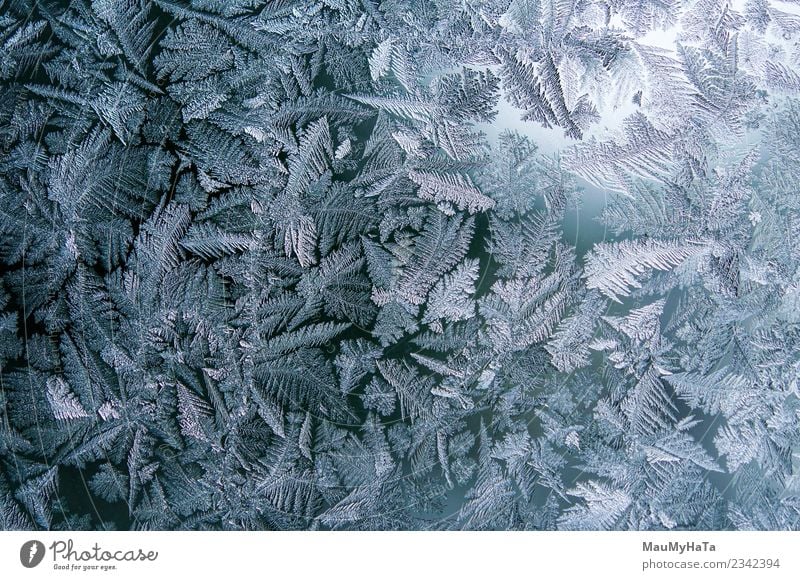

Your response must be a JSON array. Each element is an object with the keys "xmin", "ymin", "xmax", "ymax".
[{"xmin": 2, "ymin": 531, "xmax": 798, "ymax": 579}]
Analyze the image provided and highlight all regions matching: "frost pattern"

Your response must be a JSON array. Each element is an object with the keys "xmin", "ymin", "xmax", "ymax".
[{"xmin": 1, "ymin": 0, "xmax": 799, "ymax": 531}]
